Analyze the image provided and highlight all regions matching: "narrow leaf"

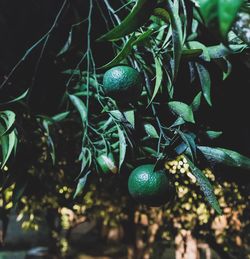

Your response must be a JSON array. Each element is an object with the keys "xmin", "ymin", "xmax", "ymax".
[
  {"xmin": 57, "ymin": 30, "xmax": 72, "ymax": 56},
  {"xmin": 149, "ymin": 56, "xmax": 163, "ymax": 104},
  {"xmin": 73, "ymin": 171, "xmax": 91, "ymax": 199},
  {"xmin": 166, "ymin": 0, "xmax": 183, "ymax": 80},
  {"xmin": 117, "ymin": 126, "xmax": 127, "ymax": 170},
  {"xmin": 177, "ymin": 131, "xmax": 196, "ymax": 160},
  {"xmin": 195, "ymin": 63, "xmax": 212, "ymax": 106},
  {"xmin": 198, "ymin": 146, "xmax": 235, "ymax": 165},
  {"xmin": 168, "ymin": 101, "xmax": 195, "ymax": 123},
  {"xmin": 101, "ymin": 34, "xmax": 137, "ymax": 69},
  {"xmin": 186, "ymin": 157, "xmax": 222, "ymax": 214},
  {"xmin": 218, "ymin": 148, "xmax": 250, "ymax": 170},
  {"xmin": 0, "ymin": 111, "xmax": 16, "ymax": 136},
  {"xmin": 69, "ymin": 95, "xmax": 87, "ymax": 126},
  {"xmin": 0, "ymin": 89, "xmax": 29, "ymax": 105},
  {"xmin": 51, "ymin": 111, "xmax": 70, "ymax": 123},
  {"xmin": 97, "ymin": 0, "xmax": 156, "ymax": 41},
  {"xmin": 1, "ymin": 130, "xmax": 16, "ymax": 169},
  {"xmin": 191, "ymin": 92, "xmax": 202, "ymax": 112}
]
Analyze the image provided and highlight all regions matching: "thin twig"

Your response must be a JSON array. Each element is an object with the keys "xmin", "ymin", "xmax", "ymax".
[{"xmin": 0, "ymin": 0, "xmax": 68, "ymax": 91}]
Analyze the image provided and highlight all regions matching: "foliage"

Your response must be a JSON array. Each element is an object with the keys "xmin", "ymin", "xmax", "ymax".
[{"xmin": 0, "ymin": 0, "xmax": 250, "ymax": 256}]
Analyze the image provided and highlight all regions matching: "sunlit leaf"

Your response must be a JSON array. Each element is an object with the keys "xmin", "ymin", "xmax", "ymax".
[
  {"xmin": 0, "ymin": 130, "xmax": 17, "ymax": 169},
  {"xmin": 117, "ymin": 125, "xmax": 127, "ymax": 170},
  {"xmin": 124, "ymin": 110, "xmax": 135, "ymax": 128},
  {"xmin": 168, "ymin": 101, "xmax": 195, "ymax": 123},
  {"xmin": 0, "ymin": 111, "xmax": 16, "ymax": 136},
  {"xmin": 188, "ymin": 41, "xmax": 210, "ymax": 61},
  {"xmin": 144, "ymin": 124, "xmax": 159, "ymax": 138}
]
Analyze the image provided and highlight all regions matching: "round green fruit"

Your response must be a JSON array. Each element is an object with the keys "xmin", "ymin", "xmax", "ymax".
[
  {"xmin": 102, "ymin": 65, "xmax": 143, "ymax": 102},
  {"xmin": 128, "ymin": 164, "xmax": 174, "ymax": 207}
]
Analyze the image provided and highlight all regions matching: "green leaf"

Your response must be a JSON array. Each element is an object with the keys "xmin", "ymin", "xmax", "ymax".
[
  {"xmin": 166, "ymin": 0, "xmax": 183, "ymax": 80},
  {"xmin": 195, "ymin": 63, "xmax": 212, "ymax": 106},
  {"xmin": 153, "ymin": 7, "xmax": 170, "ymax": 23},
  {"xmin": 181, "ymin": 48, "xmax": 203, "ymax": 59},
  {"xmin": 132, "ymin": 29, "xmax": 154, "ymax": 45},
  {"xmin": 0, "ymin": 130, "xmax": 17, "ymax": 169},
  {"xmin": 168, "ymin": 101, "xmax": 195, "ymax": 123},
  {"xmin": 117, "ymin": 126, "xmax": 127, "ymax": 170},
  {"xmin": 0, "ymin": 89, "xmax": 29, "ymax": 105},
  {"xmin": 101, "ymin": 34, "xmax": 137, "ymax": 69},
  {"xmin": 0, "ymin": 111, "xmax": 16, "ymax": 137},
  {"xmin": 170, "ymin": 116, "xmax": 186, "ymax": 128},
  {"xmin": 218, "ymin": 148, "xmax": 250, "ymax": 170},
  {"xmin": 51, "ymin": 111, "xmax": 70, "ymax": 123},
  {"xmin": 73, "ymin": 171, "xmax": 91, "ymax": 199},
  {"xmin": 186, "ymin": 157, "xmax": 222, "ymax": 214},
  {"xmin": 144, "ymin": 124, "xmax": 159, "ymax": 138},
  {"xmin": 79, "ymin": 147, "xmax": 92, "ymax": 174},
  {"xmin": 199, "ymin": 145, "xmax": 250, "ymax": 170},
  {"xmin": 187, "ymin": 41, "xmax": 210, "ymax": 61},
  {"xmin": 124, "ymin": 110, "xmax": 135, "ymax": 128},
  {"xmin": 206, "ymin": 131, "xmax": 223, "ymax": 139},
  {"xmin": 196, "ymin": 0, "xmax": 218, "ymax": 25},
  {"xmin": 69, "ymin": 95, "xmax": 87, "ymax": 126},
  {"xmin": 142, "ymin": 146, "xmax": 158, "ymax": 157},
  {"xmin": 57, "ymin": 30, "xmax": 72, "ymax": 56},
  {"xmin": 218, "ymin": 0, "xmax": 244, "ymax": 37},
  {"xmin": 196, "ymin": 0, "xmax": 244, "ymax": 37},
  {"xmin": 110, "ymin": 110, "xmax": 134, "ymax": 128},
  {"xmin": 97, "ymin": 0, "xmax": 156, "ymax": 41},
  {"xmin": 197, "ymin": 146, "xmax": 236, "ymax": 165},
  {"xmin": 149, "ymin": 56, "xmax": 163, "ymax": 104},
  {"xmin": 177, "ymin": 131, "xmax": 197, "ymax": 160},
  {"xmin": 191, "ymin": 92, "xmax": 202, "ymax": 112}
]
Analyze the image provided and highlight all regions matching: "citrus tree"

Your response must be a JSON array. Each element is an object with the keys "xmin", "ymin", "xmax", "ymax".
[{"xmin": 0, "ymin": 0, "xmax": 250, "ymax": 257}]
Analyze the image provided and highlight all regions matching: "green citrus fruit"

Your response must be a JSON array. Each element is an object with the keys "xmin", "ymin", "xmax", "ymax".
[
  {"xmin": 102, "ymin": 65, "xmax": 143, "ymax": 102},
  {"xmin": 128, "ymin": 164, "xmax": 174, "ymax": 206},
  {"xmin": 96, "ymin": 153, "xmax": 118, "ymax": 174}
]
